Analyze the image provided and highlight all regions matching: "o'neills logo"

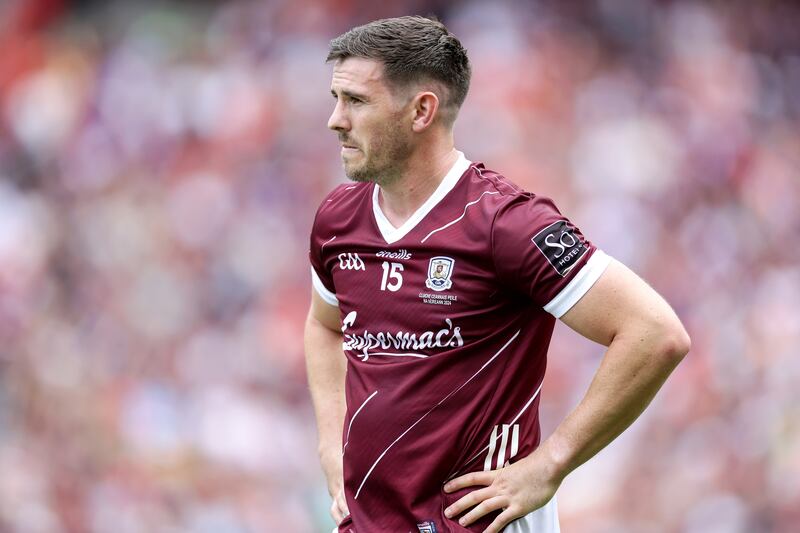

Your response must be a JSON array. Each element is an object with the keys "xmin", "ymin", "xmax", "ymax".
[
  {"xmin": 375, "ymin": 249, "xmax": 412, "ymax": 260},
  {"xmin": 340, "ymin": 312, "xmax": 462, "ymax": 362}
]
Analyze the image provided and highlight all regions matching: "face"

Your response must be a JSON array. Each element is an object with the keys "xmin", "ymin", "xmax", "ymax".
[{"xmin": 328, "ymin": 57, "xmax": 413, "ymax": 185}]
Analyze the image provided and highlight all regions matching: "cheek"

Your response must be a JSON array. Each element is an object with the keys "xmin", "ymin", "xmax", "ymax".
[
  {"xmin": 371, "ymin": 120, "xmax": 399, "ymax": 147},
  {"xmin": 360, "ymin": 110, "xmax": 404, "ymax": 154}
]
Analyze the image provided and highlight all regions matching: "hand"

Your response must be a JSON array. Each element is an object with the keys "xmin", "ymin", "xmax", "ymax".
[
  {"xmin": 443, "ymin": 452, "xmax": 563, "ymax": 533},
  {"xmin": 319, "ymin": 449, "xmax": 350, "ymax": 525},
  {"xmin": 330, "ymin": 483, "xmax": 350, "ymax": 525}
]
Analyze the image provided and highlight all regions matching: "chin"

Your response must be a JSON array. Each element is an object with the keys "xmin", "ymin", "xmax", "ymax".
[
  {"xmin": 344, "ymin": 162, "xmax": 374, "ymax": 183},
  {"xmin": 345, "ymin": 171, "xmax": 374, "ymax": 183}
]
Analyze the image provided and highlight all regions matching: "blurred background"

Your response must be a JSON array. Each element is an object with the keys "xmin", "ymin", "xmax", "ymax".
[{"xmin": 1, "ymin": 0, "xmax": 798, "ymax": 531}]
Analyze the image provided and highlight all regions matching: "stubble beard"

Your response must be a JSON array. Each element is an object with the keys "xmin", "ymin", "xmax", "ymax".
[{"xmin": 343, "ymin": 126, "xmax": 412, "ymax": 188}]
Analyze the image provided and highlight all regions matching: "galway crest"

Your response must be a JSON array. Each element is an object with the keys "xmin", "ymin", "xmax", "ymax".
[{"xmin": 425, "ymin": 256, "xmax": 455, "ymax": 291}]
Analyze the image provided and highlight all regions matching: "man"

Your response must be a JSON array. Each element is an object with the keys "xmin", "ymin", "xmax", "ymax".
[{"xmin": 305, "ymin": 15, "xmax": 690, "ymax": 533}]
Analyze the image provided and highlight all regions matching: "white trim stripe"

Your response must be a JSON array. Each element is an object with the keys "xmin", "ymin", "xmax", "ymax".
[
  {"xmin": 355, "ymin": 329, "xmax": 521, "ymax": 499},
  {"xmin": 321, "ymin": 236, "xmax": 337, "ymax": 249},
  {"xmin": 511, "ymin": 382, "xmax": 544, "ymax": 426},
  {"xmin": 483, "ymin": 425, "xmax": 499, "ymax": 471},
  {"xmin": 420, "ymin": 190, "xmax": 500, "ymax": 243},
  {"xmin": 543, "ymin": 250, "xmax": 612, "ymax": 318},
  {"xmin": 482, "ymin": 423, "xmax": 521, "ymax": 471},
  {"xmin": 311, "ymin": 266, "xmax": 338, "ymax": 306},
  {"xmin": 372, "ymin": 152, "xmax": 471, "ymax": 244},
  {"xmin": 510, "ymin": 424, "xmax": 519, "ymax": 465},
  {"xmin": 497, "ymin": 424, "xmax": 510, "ymax": 470},
  {"xmin": 343, "ymin": 390, "xmax": 378, "ymax": 454},
  {"xmin": 457, "ymin": 380, "xmax": 545, "ymax": 476},
  {"xmin": 361, "ymin": 352, "xmax": 429, "ymax": 359}
]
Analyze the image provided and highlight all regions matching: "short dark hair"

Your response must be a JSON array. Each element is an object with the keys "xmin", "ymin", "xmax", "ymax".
[{"xmin": 327, "ymin": 16, "xmax": 471, "ymax": 123}]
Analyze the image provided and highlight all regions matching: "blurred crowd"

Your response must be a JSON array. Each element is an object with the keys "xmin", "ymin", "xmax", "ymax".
[{"xmin": 0, "ymin": 0, "xmax": 798, "ymax": 531}]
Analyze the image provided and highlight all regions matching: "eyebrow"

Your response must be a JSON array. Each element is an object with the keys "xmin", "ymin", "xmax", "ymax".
[{"xmin": 331, "ymin": 89, "xmax": 369, "ymax": 101}]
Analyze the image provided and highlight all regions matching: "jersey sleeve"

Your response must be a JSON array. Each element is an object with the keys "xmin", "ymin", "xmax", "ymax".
[
  {"xmin": 491, "ymin": 194, "xmax": 611, "ymax": 317},
  {"xmin": 309, "ymin": 201, "xmax": 339, "ymax": 307}
]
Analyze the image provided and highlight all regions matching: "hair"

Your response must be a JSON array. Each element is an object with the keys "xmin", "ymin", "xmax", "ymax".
[{"xmin": 327, "ymin": 15, "xmax": 471, "ymax": 125}]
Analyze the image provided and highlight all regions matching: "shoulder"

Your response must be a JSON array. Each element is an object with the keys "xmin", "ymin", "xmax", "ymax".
[
  {"xmin": 316, "ymin": 181, "xmax": 371, "ymax": 215},
  {"xmin": 459, "ymin": 162, "xmax": 556, "ymax": 221},
  {"xmin": 312, "ymin": 181, "xmax": 372, "ymax": 231}
]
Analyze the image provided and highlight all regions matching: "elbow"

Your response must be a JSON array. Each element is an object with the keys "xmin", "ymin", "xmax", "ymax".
[{"xmin": 658, "ymin": 322, "xmax": 691, "ymax": 364}]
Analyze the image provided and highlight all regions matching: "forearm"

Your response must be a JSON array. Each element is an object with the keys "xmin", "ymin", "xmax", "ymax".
[
  {"xmin": 443, "ymin": 262, "xmax": 691, "ymax": 530},
  {"xmin": 304, "ymin": 314, "xmax": 348, "ymax": 489},
  {"xmin": 539, "ymin": 329, "xmax": 689, "ymax": 482}
]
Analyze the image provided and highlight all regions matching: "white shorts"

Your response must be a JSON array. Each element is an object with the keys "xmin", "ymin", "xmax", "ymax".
[{"xmin": 504, "ymin": 495, "xmax": 560, "ymax": 533}]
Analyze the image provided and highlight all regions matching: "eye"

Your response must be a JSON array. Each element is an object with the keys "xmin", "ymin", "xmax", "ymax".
[{"xmin": 331, "ymin": 92, "xmax": 366, "ymax": 105}]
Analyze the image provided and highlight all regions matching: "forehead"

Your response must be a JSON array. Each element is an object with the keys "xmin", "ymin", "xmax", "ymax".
[{"xmin": 331, "ymin": 57, "xmax": 390, "ymax": 95}]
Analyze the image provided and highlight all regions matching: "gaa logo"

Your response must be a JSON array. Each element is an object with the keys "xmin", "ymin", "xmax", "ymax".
[
  {"xmin": 531, "ymin": 220, "xmax": 588, "ymax": 277},
  {"xmin": 338, "ymin": 253, "xmax": 365, "ymax": 271}
]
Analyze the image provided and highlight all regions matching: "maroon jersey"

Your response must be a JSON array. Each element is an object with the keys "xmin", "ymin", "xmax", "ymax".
[{"xmin": 309, "ymin": 153, "xmax": 609, "ymax": 533}]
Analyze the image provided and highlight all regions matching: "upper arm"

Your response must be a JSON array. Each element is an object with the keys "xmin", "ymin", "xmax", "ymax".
[
  {"xmin": 559, "ymin": 259, "xmax": 690, "ymax": 352},
  {"xmin": 308, "ymin": 283, "xmax": 341, "ymax": 333}
]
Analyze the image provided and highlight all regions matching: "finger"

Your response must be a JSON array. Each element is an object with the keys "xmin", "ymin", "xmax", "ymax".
[
  {"xmin": 331, "ymin": 495, "xmax": 349, "ymax": 524},
  {"xmin": 337, "ymin": 492, "xmax": 350, "ymax": 518},
  {"xmin": 457, "ymin": 496, "xmax": 507, "ymax": 527},
  {"xmin": 483, "ymin": 507, "xmax": 521, "ymax": 533},
  {"xmin": 330, "ymin": 500, "xmax": 344, "ymax": 523},
  {"xmin": 444, "ymin": 470, "xmax": 496, "ymax": 493},
  {"xmin": 444, "ymin": 486, "xmax": 495, "ymax": 519}
]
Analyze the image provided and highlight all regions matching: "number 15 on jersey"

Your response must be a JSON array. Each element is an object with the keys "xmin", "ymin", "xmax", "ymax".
[{"xmin": 380, "ymin": 262, "xmax": 403, "ymax": 292}]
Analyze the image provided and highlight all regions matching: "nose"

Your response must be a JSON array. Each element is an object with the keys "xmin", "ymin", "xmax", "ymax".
[{"xmin": 328, "ymin": 99, "xmax": 349, "ymax": 132}]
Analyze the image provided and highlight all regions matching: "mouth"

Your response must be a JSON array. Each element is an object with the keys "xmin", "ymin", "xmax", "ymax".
[
  {"xmin": 341, "ymin": 144, "xmax": 360, "ymax": 155},
  {"xmin": 339, "ymin": 136, "xmax": 359, "ymax": 150}
]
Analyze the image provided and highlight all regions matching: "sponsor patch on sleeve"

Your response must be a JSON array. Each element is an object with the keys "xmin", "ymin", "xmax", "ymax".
[{"xmin": 531, "ymin": 220, "xmax": 589, "ymax": 277}]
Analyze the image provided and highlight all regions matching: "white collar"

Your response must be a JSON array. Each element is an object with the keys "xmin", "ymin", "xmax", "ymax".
[{"xmin": 372, "ymin": 151, "xmax": 471, "ymax": 244}]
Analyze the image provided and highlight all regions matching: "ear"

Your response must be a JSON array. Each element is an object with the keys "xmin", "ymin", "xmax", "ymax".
[{"xmin": 410, "ymin": 91, "xmax": 440, "ymax": 132}]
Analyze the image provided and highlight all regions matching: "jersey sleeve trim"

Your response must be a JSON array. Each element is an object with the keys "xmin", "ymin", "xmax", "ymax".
[
  {"xmin": 311, "ymin": 266, "xmax": 339, "ymax": 306},
  {"xmin": 543, "ymin": 250, "xmax": 611, "ymax": 318}
]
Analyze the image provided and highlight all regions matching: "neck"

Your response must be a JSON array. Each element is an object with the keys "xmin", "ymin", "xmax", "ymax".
[{"xmin": 378, "ymin": 135, "xmax": 458, "ymax": 228}]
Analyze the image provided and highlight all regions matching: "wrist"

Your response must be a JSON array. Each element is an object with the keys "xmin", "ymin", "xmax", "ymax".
[
  {"xmin": 318, "ymin": 446, "xmax": 343, "ymax": 485},
  {"xmin": 537, "ymin": 434, "xmax": 576, "ymax": 484},
  {"xmin": 318, "ymin": 440, "xmax": 342, "ymax": 461}
]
